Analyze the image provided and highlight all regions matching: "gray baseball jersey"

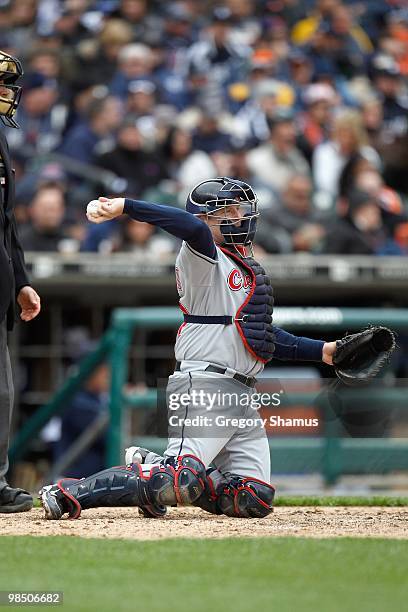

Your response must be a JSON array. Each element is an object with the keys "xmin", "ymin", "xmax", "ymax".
[{"xmin": 174, "ymin": 241, "xmax": 264, "ymax": 377}]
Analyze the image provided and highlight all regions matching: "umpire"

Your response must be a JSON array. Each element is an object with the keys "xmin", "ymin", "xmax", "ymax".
[{"xmin": 0, "ymin": 51, "xmax": 41, "ymax": 512}]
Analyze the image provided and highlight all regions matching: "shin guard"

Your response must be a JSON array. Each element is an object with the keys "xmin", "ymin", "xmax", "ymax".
[{"xmin": 55, "ymin": 465, "xmax": 166, "ymax": 519}]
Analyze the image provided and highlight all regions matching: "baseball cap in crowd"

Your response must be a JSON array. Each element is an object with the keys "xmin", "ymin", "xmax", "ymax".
[
  {"xmin": 371, "ymin": 54, "xmax": 401, "ymax": 78},
  {"xmin": 303, "ymin": 83, "xmax": 336, "ymax": 106},
  {"xmin": 288, "ymin": 48, "xmax": 311, "ymax": 65},
  {"xmin": 212, "ymin": 6, "xmax": 233, "ymax": 23},
  {"xmin": 23, "ymin": 72, "xmax": 58, "ymax": 91},
  {"xmin": 268, "ymin": 106, "xmax": 295, "ymax": 128},
  {"xmin": 254, "ymin": 80, "xmax": 294, "ymax": 107},
  {"xmin": 250, "ymin": 49, "xmax": 276, "ymax": 70},
  {"xmin": 253, "ymin": 78, "xmax": 280, "ymax": 99},
  {"xmin": 38, "ymin": 162, "xmax": 67, "ymax": 184},
  {"xmin": 348, "ymin": 189, "xmax": 380, "ymax": 214},
  {"xmin": 165, "ymin": 4, "xmax": 193, "ymax": 23},
  {"xmin": 128, "ymin": 79, "xmax": 157, "ymax": 95}
]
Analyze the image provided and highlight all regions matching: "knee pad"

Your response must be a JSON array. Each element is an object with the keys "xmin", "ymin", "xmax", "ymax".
[
  {"xmin": 147, "ymin": 455, "xmax": 206, "ymax": 506},
  {"xmin": 217, "ymin": 476, "xmax": 275, "ymax": 518}
]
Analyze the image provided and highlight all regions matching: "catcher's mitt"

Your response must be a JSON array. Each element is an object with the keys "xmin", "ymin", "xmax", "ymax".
[{"xmin": 332, "ymin": 326, "xmax": 396, "ymax": 386}]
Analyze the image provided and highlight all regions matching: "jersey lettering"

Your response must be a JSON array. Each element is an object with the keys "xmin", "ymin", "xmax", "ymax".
[{"xmin": 227, "ymin": 269, "xmax": 253, "ymax": 292}]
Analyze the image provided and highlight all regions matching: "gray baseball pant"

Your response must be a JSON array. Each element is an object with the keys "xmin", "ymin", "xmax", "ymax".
[
  {"xmin": 0, "ymin": 320, "xmax": 14, "ymax": 492},
  {"xmin": 141, "ymin": 372, "xmax": 271, "ymax": 484}
]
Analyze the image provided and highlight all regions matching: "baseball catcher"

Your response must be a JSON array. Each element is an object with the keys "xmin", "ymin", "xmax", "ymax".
[{"xmin": 39, "ymin": 178, "xmax": 395, "ymax": 519}]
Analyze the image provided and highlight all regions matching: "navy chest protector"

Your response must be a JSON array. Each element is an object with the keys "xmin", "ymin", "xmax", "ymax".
[{"xmin": 183, "ymin": 247, "xmax": 275, "ymax": 363}]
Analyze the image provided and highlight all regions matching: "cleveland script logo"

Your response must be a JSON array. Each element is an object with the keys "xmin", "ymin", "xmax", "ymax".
[{"xmin": 227, "ymin": 268, "xmax": 252, "ymax": 292}]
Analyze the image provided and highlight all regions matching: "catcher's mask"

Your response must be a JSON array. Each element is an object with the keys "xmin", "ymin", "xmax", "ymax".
[
  {"xmin": 186, "ymin": 177, "xmax": 259, "ymax": 250},
  {"xmin": 0, "ymin": 50, "xmax": 23, "ymax": 128}
]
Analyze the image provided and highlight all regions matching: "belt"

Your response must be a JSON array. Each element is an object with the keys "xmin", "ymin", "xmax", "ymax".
[{"xmin": 175, "ymin": 361, "xmax": 257, "ymax": 388}]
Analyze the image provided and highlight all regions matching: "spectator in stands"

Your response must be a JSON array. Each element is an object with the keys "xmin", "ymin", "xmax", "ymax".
[
  {"xmin": 228, "ymin": 141, "xmax": 279, "ymax": 212},
  {"xmin": 233, "ymin": 78, "xmax": 280, "ymax": 145},
  {"xmin": 125, "ymin": 80, "xmax": 160, "ymax": 137},
  {"xmin": 8, "ymin": 72, "xmax": 65, "ymax": 155},
  {"xmin": 69, "ymin": 18, "xmax": 133, "ymax": 91},
  {"xmin": 284, "ymin": 49, "xmax": 315, "ymax": 110},
  {"xmin": 325, "ymin": 4, "xmax": 372, "ymax": 75},
  {"xmin": 355, "ymin": 169, "xmax": 405, "ymax": 218},
  {"xmin": 361, "ymin": 96, "xmax": 385, "ymax": 150},
  {"xmin": 52, "ymin": 0, "xmax": 93, "ymax": 48},
  {"xmin": 313, "ymin": 108, "xmax": 381, "ymax": 200},
  {"xmin": 110, "ymin": 43, "xmax": 155, "ymax": 100},
  {"xmin": 59, "ymin": 95, "xmax": 123, "ymax": 164},
  {"xmin": 15, "ymin": 161, "xmax": 68, "ymax": 211},
  {"xmin": 247, "ymin": 107, "xmax": 310, "ymax": 193},
  {"xmin": 114, "ymin": 218, "xmax": 175, "ymax": 256},
  {"xmin": 192, "ymin": 111, "xmax": 231, "ymax": 154},
  {"xmin": 19, "ymin": 183, "xmax": 69, "ymax": 252},
  {"xmin": 354, "ymin": 168, "xmax": 408, "ymax": 251},
  {"xmin": 7, "ymin": 0, "xmax": 39, "ymax": 55},
  {"xmin": 291, "ymin": 0, "xmax": 372, "ymax": 57},
  {"xmin": 291, "ymin": 0, "xmax": 339, "ymax": 45},
  {"xmin": 367, "ymin": 53, "xmax": 408, "ymax": 193},
  {"xmin": 161, "ymin": 127, "xmax": 216, "ymax": 203},
  {"xmin": 186, "ymin": 6, "xmax": 250, "ymax": 113},
  {"xmin": 338, "ymin": 152, "xmax": 381, "ymax": 199},
  {"xmin": 55, "ymin": 361, "xmax": 110, "ymax": 478},
  {"xmin": 370, "ymin": 54, "xmax": 408, "ymax": 142},
  {"xmin": 256, "ymin": 174, "xmax": 326, "ymax": 253},
  {"xmin": 323, "ymin": 189, "xmax": 403, "ymax": 255},
  {"xmin": 225, "ymin": 0, "xmax": 261, "ymax": 47},
  {"xmin": 26, "ymin": 46, "xmax": 60, "ymax": 80},
  {"xmin": 110, "ymin": 0, "xmax": 164, "ymax": 46},
  {"xmin": 161, "ymin": 3, "xmax": 196, "ymax": 51},
  {"xmin": 381, "ymin": 9, "xmax": 408, "ymax": 76},
  {"xmin": 297, "ymin": 83, "xmax": 336, "ymax": 164},
  {"xmin": 96, "ymin": 119, "xmax": 168, "ymax": 199},
  {"xmin": 25, "ymin": 44, "xmax": 73, "ymax": 109},
  {"xmin": 64, "ymin": 83, "xmax": 109, "ymax": 134}
]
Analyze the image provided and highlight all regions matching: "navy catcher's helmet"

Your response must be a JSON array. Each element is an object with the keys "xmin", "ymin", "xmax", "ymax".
[{"xmin": 186, "ymin": 177, "xmax": 259, "ymax": 247}]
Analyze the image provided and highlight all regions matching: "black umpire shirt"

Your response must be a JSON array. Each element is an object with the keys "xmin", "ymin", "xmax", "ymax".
[{"xmin": 0, "ymin": 129, "xmax": 30, "ymax": 330}]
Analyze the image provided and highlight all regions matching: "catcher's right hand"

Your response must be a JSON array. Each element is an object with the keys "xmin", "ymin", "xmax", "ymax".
[
  {"xmin": 332, "ymin": 326, "xmax": 396, "ymax": 386},
  {"xmin": 86, "ymin": 197, "xmax": 124, "ymax": 223}
]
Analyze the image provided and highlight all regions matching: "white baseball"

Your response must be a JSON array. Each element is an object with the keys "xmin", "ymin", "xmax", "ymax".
[{"xmin": 86, "ymin": 199, "xmax": 101, "ymax": 217}]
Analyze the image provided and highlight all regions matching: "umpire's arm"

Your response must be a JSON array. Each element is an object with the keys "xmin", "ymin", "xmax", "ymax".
[
  {"xmin": 10, "ymin": 214, "xmax": 29, "ymax": 293},
  {"xmin": 11, "ymin": 214, "xmax": 41, "ymax": 321}
]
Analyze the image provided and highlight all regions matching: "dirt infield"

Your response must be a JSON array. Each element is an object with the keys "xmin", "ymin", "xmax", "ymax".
[{"xmin": 1, "ymin": 506, "xmax": 407, "ymax": 539}]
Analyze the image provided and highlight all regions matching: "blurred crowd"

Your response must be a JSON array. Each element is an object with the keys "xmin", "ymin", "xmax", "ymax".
[{"xmin": 2, "ymin": 0, "xmax": 408, "ymax": 256}]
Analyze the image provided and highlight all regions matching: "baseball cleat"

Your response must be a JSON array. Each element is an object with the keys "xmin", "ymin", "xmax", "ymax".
[
  {"xmin": 39, "ymin": 485, "xmax": 65, "ymax": 520},
  {"xmin": 39, "ymin": 481, "xmax": 82, "ymax": 520},
  {"xmin": 125, "ymin": 446, "xmax": 151, "ymax": 466}
]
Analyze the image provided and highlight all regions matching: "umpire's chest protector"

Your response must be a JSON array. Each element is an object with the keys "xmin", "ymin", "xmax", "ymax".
[{"xmin": 221, "ymin": 248, "xmax": 275, "ymax": 363}]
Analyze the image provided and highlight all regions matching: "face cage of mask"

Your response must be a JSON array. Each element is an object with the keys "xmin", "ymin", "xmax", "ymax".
[
  {"xmin": 203, "ymin": 199, "xmax": 260, "ymax": 249},
  {"xmin": 0, "ymin": 85, "xmax": 22, "ymax": 128}
]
